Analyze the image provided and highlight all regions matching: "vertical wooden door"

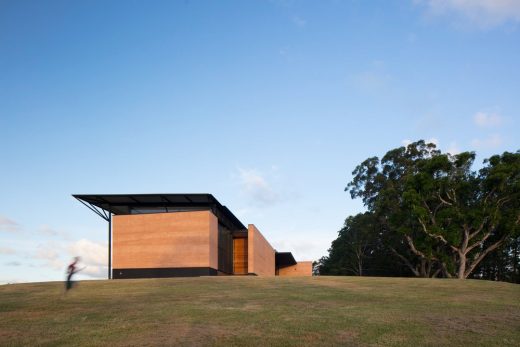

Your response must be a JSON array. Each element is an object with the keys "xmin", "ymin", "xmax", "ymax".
[{"xmin": 233, "ymin": 237, "xmax": 248, "ymax": 275}]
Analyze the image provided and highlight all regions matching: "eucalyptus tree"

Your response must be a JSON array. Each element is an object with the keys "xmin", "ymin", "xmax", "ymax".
[{"xmin": 347, "ymin": 140, "xmax": 520, "ymax": 279}]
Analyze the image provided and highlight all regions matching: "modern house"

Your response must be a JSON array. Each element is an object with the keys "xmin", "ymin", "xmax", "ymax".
[{"xmin": 73, "ymin": 194, "xmax": 312, "ymax": 279}]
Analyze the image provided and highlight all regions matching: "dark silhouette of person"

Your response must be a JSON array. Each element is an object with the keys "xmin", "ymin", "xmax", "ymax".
[{"xmin": 65, "ymin": 256, "xmax": 82, "ymax": 292}]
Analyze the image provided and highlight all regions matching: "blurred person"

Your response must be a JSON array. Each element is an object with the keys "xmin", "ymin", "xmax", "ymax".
[{"xmin": 65, "ymin": 256, "xmax": 83, "ymax": 293}]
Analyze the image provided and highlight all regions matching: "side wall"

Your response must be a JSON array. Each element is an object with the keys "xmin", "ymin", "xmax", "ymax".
[
  {"xmin": 247, "ymin": 224, "xmax": 275, "ymax": 276},
  {"xmin": 112, "ymin": 211, "xmax": 219, "ymax": 275},
  {"xmin": 278, "ymin": 261, "xmax": 313, "ymax": 277}
]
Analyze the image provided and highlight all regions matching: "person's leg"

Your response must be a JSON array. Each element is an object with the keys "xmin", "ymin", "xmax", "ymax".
[{"xmin": 66, "ymin": 274, "xmax": 73, "ymax": 290}]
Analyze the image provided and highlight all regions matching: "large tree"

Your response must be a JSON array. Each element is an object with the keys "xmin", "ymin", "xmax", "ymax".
[{"xmin": 347, "ymin": 140, "xmax": 520, "ymax": 279}]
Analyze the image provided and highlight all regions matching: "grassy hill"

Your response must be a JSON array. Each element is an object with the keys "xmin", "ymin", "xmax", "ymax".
[{"xmin": 1, "ymin": 276, "xmax": 519, "ymax": 346}]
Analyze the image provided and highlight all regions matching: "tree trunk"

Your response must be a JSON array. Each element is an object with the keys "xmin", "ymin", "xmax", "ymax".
[
  {"xmin": 356, "ymin": 246, "xmax": 363, "ymax": 276},
  {"xmin": 441, "ymin": 262, "xmax": 453, "ymax": 278},
  {"xmin": 420, "ymin": 258, "xmax": 427, "ymax": 277},
  {"xmin": 457, "ymin": 252, "xmax": 467, "ymax": 279}
]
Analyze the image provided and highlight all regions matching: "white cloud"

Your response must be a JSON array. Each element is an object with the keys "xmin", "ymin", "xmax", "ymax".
[
  {"xmin": 38, "ymin": 225, "xmax": 59, "ymax": 236},
  {"xmin": 291, "ymin": 15, "xmax": 306, "ymax": 27},
  {"xmin": 426, "ymin": 137, "xmax": 439, "ymax": 146},
  {"xmin": 30, "ymin": 238, "xmax": 107, "ymax": 278},
  {"xmin": 68, "ymin": 239, "xmax": 107, "ymax": 278},
  {"xmin": 236, "ymin": 168, "xmax": 280, "ymax": 207},
  {"xmin": 0, "ymin": 247, "xmax": 16, "ymax": 255},
  {"xmin": 37, "ymin": 225, "xmax": 71, "ymax": 240},
  {"xmin": 402, "ymin": 138, "xmax": 464, "ymax": 155},
  {"xmin": 271, "ymin": 235, "xmax": 329, "ymax": 261},
  {"xmin": 0, "ymin": 215, "xmax": 20, "ymax": 232},
  {"xmin": 446, "ymin": 141, "xmax": 461, "ymax": 155},
  {"xmin": 474, "ymin": 111, "xmax": 503, "ymax": 127},
  {"xmin": 417, "ymin": 0, "xmax": 520, "ymax": 27},
  {"xmin": 471, "ymin": 133, "xmax": 504, "ymax": 148},
  {"xmin": 35, "ymin": 247, "xmax": 64, "ymax": 270}
]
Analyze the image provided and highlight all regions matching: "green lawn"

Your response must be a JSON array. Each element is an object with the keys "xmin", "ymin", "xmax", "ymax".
[{"xmin": 0, "ymin": 276, "xmax": 519, "ymax": 346}]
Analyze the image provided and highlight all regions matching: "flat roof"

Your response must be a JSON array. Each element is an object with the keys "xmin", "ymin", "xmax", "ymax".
[{"xmin": 73, "ymin": 193, "xmax": 246, "ymax": 231}]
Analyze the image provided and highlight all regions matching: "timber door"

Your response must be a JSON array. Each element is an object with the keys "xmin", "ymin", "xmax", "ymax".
[{"xmin": 233, "ymin": 237, "xmax": 248, "ymax": 275}]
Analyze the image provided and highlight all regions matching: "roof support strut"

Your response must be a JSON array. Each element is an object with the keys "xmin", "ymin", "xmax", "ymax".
[
  {"xmin": 108, "ymin": 212, "xmax": 112, "ymax": 279},
  {"xmin": 74, "ymin": 197, "xmax": 112, "ymax": 279}
]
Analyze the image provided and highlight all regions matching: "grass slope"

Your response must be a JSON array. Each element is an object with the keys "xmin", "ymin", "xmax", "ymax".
[{"xmin": 0, "ymin": 277, "xmax": 519, "ymax": 346}]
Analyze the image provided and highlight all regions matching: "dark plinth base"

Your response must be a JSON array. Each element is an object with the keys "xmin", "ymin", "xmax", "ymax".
[{"xmin": 112, "ymin": 267, "xmax": 218, "ymax": 279}]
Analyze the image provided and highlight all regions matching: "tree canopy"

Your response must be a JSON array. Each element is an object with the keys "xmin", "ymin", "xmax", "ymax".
[{"xmin": 318, "ymin": 140, "xmax": 520, "ymax": 281}]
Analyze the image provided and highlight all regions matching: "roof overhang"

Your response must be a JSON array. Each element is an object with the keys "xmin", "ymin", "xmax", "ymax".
[
  {"xmin": 275, "ymin": 252, "xmax": 297, "ymax": 268},
  {"xmin": 73, "ymin": 193, "xmax": 246, "ymax": 231}
]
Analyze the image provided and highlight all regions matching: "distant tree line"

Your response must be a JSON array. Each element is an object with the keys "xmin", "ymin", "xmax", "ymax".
[{"xmin": 317, "ymin": 140, "xmax": 520, "ymax": 283}]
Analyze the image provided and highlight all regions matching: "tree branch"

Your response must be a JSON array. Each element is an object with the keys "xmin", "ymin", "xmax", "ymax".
[
  {"xmin": 405, "ymin": 234, "xmax": 428, "ymax": 259},
  {"xmin": 468, "ymin": 218, "xmax": 488, "ymax": 241},
  {"xmin": 464, "ymin": 234, "xmax": 508, "ymax": 278},
  {"xmin": 445, "ymin": 189, "xmax": 457, "ymax": 204},
  {"xmin": 389, "ymin": 246, "xmax": 419, "ymax": 277},
  {"xmin": 466, "ymin": 227, "xmax": 494, "ymax": 254},
  {"xmin": 437, "ymin": 192, "xmax": 453, "ymax": 206},
  {"xmin": 422, "ymin": 198, "xmax": 437, "ymax": 226},
  {"xmin": 418, "ymin": 217, "xmax": 458, "ymax": 252}
]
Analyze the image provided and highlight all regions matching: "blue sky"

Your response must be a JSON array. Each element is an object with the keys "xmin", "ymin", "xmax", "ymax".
[{"xmin": 1, "ymin": 0, "xmax": 519, "ymax": 283}]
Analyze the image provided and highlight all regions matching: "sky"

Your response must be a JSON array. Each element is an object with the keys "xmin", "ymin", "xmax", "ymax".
[{"xmin": 1, "ymin": 0, "xmax": 519, "ymax": 284}]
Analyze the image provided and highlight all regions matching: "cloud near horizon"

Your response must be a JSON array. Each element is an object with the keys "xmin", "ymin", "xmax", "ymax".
[
  {"xmin": 401, "ymin": 138, "xmax": 463, "ymax": 155},
  {"xmin": 271, "ymin": 235, "xmax": 330, "ymax": 261},
  {"xmin": 29, "ymin": 237, "xmax": 108, "ymax": 279},
  {"xmin": 401, "ymin": 137, "xmax": 439, "ymax": 147},
  {"xmin": 471, "ymin": 133, "xmax": 504, "ymax": 149},
  {"xmin": 0, "ymin": 215, "xmax": 20, "ymax": 233},
  {"xmin": 68, "ymin": 239, "xmax": 108, "ymax": 278},
  {"xmin": 35, "ymin": 247, "xmax": 64, "ymax": 270},
  {"xmin": 446, "ymin": 141, "xmax": 461, "ymax": 155},
  {"xmin": 0, "ymin": 246, "xmax": 16, "ymax": 255}
]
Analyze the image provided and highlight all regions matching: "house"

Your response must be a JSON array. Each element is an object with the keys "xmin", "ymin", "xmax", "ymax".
[{"xmin": 73, "ymin": 194, "xmax": 312, "ymax": 278}]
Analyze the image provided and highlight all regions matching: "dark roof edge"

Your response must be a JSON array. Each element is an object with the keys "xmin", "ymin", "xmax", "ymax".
[
  {"xmin": 73, "ymin": 193, "xmax": 246, "ymax": 230},
  {"xmin": 275, "ymin": 251, "xmax": 297, "ymax": 268}
]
